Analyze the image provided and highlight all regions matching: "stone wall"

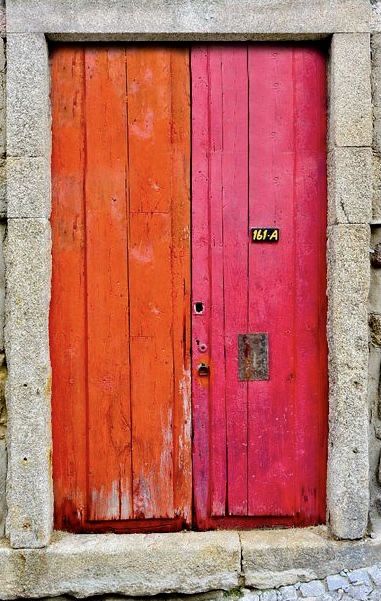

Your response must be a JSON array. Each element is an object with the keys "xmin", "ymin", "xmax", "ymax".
[
  {"xmin": 10, "ymin": 563, "xmax": 381, "ymax": 600},
  {"xmin": 370, "ymin": 1, "xmax": 381, "ymax": 528},
  {"xmin": 0, "ymin": 0, "xmax": 6, "ymax": 539},
  {"xmin": 0, "ymin": 0, "xmax": 380, "ymax": 581},
  {"xmin": 0, "ymin": 0, "xmax": 380, "ymax": 598}
]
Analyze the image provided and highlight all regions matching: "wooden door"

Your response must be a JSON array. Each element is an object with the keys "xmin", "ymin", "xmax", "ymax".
[
  {"xmin": 50, "ymin": 45, "xmax": 191, "ymax": 532},
  {"xmin": 191, "ymin": 44, "xmax": 328, "ymax": 529}
]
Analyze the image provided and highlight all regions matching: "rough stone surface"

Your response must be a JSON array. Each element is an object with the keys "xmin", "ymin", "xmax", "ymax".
[
  {"xmin": 368, "ymin": 306, "xmax": 381, "ymax": 526},
  {"xmin": 240, "ymin": 527, "xmax": 381, "ymax": 590},
  {"xmin": 0, "ymin": 531, "xmax": 381, "ymax": 599},
  {"xmin": 0, "ymin": 37, "xmax": 6, "ymax": 219},
  {"xmin": 0, "ymin": 340, "xmax": 7, "ymax": 537},
  {"xmin": 330, "ymin": 34, "xmax": 372, "ymax": 147},
  {"xmin": 4, "ymin": 558, "xmax": 381, "ymax": 600},
  {"xmin": 6, "ymin": 33, "xmax": 50, "ymax": 158},
  {"xmin": 299, "ymin": 581, "xmax": 326, "ymax": 597},
  {"xmin": 21, "ymin": 531, "xmax": 240, "ymax": 597},
  {"xmin": 0, "ymin": 0, "xmax": 378, "ymax": 572},
  {"xmin": 280, "ymin": 585, "xmax": 298, "ymax": 600},
  {"xmin": 349, "ymin": 570, "xmax": 373, "ymax": 587},
  {"xmin": 5, "ymin": 0, "xmax": 370, "ymax": 36},
  {"xmin": 369, "ymin": 565, "xmax": 381, "ymax": 586},
  {"xmin": 0, "ymin": 223, "xmax": 7, "ymax": 537},
  {"xmin": 370, "ymin": 23, "xmax": 381, "ymax": 530},
  {"xmin": 5, "ymin": 218, "xmax": 52, "ymax": 548},
  {"xmin": 0, "ymin": 37, "xmax": 5, "ymax": 160},
  {"xmin": 372, "ymin": 154, "xmax": 381, "ymax": 221},
  {"xmin": 326, "ymin": 574, "xmax": 350, "ymax": 592},
  {"xmin": 0, "ymin": 539, "xmax": 24, "ymax": 599},
  {"xmin": 0, "ymin": 0, "xmax": 5, "ymax": 35},
  {"xmin": 327, "ymin": 225, "xmax": 370, "ymax": 539},
  {"xmin": 328, "ymin": 148, "xmax": 372, "ymax": 224},
  {"xmin": 7, "ymin": 157, "xmax": 51, "ymax": 218},
  {"xmin": 372, "ymin": 34, "xmax": 381, "ymax": 157},
  {"xmin": 0, "ymin": 398, "xmax": 6, "ymax": 537}
]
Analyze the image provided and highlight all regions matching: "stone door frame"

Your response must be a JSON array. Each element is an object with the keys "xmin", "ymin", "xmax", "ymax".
[{"xmin": 2, "ymin": 2, "xmax": 374, "ymax": 593}]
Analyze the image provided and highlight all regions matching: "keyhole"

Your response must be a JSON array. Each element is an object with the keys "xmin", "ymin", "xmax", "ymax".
[{"xmin": 194, "ymin": 302, "xmax": 204, "ymax": 314}]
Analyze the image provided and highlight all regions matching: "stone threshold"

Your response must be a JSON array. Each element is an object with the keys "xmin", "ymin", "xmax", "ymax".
[{"xmin": 0, "ymin": 526, "xmax": 381, "ymax": 599}]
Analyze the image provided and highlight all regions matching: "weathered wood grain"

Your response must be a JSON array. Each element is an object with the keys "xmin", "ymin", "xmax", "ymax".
[
  {"xmin": 191, "ymin": 43, "xmax": 327, "ymax": 529},
  {"xmin": 51, "ymin": 45, "xmax": 191, "ymax": 532}
]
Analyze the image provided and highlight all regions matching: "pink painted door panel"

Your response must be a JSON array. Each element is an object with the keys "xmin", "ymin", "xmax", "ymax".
[{"xmin": 191, "ymin": 44, "xmax": 328, "ymax": 529}]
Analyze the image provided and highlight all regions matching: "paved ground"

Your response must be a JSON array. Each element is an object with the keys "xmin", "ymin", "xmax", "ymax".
[{"xmin": 238, "ymin": 564, "xmax": 381, "ymax": 601}]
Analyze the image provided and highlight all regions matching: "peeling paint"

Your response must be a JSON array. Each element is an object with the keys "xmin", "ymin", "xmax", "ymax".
[
  {"xmin": 90, "ymin": 480, "xmax": 120, "ymax": 520},
  {"xmin": 130, "ymin": 109, "xmax": 154, "ymax": 139}
]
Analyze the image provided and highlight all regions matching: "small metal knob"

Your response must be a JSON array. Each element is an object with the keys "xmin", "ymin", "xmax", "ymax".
[{"xmin": 197, "ymin": 363, "xmax": 210, "ymax": 377}]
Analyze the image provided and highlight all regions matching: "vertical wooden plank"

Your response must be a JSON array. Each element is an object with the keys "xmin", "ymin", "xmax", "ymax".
[
  {"xmin": 293, "ymin": 47, "xmax": 328, "ymax": 523},
  {"xmin": 191, "ymin": 46, "xmax": 211, "ymax": 528},
  {"xmin": 85, "ymin": 47, "xmax": 132, "ymax": 521},
  {"xmin": 50, "ymin": 46, "xmax": 88, "ymax": 530},
  {"xmin": 247, "ymin": 45, "xmax": 297, "ymax": 516},
  {"xmin": 170, "ymin": 49, "xmax": 192, "ymax": 523},
  {"xmin": 221, "ymin": 46, "xmax": 249, "ymax": 516},
  {"xmin": 208, "ymin": 47, "xmax": 227, "ymax": 517},
  {"xmin": 127, "ymin": 47, "xmax": 191, "ymax": 519}
]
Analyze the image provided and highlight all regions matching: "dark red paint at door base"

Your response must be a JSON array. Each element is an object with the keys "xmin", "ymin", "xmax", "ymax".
[
  {"xmin": 191, "ymin": 44, "xmax": 328, "ymax": 529},
  {"xmin": 50, "ymin": 42, "xmax": 328, "ymax": 534}
]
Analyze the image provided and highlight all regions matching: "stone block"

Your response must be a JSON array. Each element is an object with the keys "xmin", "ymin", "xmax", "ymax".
[
  {"xmin": 328, "ymin": 148, "xmax": 372, "ymax": 224},
  {"xmin": 261, "ymin": 591, "xmax": 277, "ymax": 601},
  {"xmin": 348, "ymin": 569, "xmax": 372, "ymax": 586},
  {"xmin": 299, "ymin": 580, "xmax": 326, "ymax": 597},
  {"xmin": 328, "ymin": 225, "xmax": 369, "ymax": 375},
  {"xmin": 7, "ymin": 34, "xmax": 50, "ymax": 158},
  {"xmin": 5, "ymin": 218, "xmax": 53, "ymax": 548},
  {"xmin": 0, "ymin": 1, "xmax": 4, "ymax": 36},
  {"xmin": 0, "ymin": 437, "xmax": 6, "ymax": 537},
  {"xmin": 0, "ymin": 221, "xmax": 7, "ymax": 538},
  {"xmin": 240, "ymin": 527, "xmax": 381, "ymax": 590},
  {"xmin": 372, "ymin": 154, "xmax": 381, "ymax": 222},
  {"xmin": 0, "ymin": 37, "xmax": 6, "ymax": 160},
  {"xmin": 347, "ymin": 584, "xmax": 373, "ymax": 600},
  {"xmin": 368, "ymin": 565, "xmax": 381, "ymax": 586},
  {"xmin": 372, "ymin": 2, "xmax": 381, "ymax": 33},
  {"xmin": 0, "ymin": 223, "xmax": 6, "ymax": 351},
  {"xmin": 279, "ymin": 585, "xmax": 298, "ymax": 600},
  {"xmin": 21, "ymin": 531, "xmax": 241, "ymax": 597},
  {"xmin": 6, "ymin": 0, "xmax": 370, "ymax": 35},
  {"xmin": 372, "ymin": 35, "xmax": 381, "ymax": 155},
  {"xmin": 327, "ymin": 574, "xmax": 350, "ymax": 591},
  {"xmin": 0, "ymin": 160, "xmax": 5, "ymax": 219},
  {"xmin": 327, "ymin": 225, "xmax": 370, "ymax": 540},
  {"xmin": 330, "ymin": 34, "xmax": 372, "ymax": 147},
  {"xmin": 7, "ymin": 157, "xmax": 51, "ymax": 218},
  {"xmin": 0, "ymin": 540, "xmax": 24, "ymax": 598},
  {"xmin": 241, "ymin": 589, "xmax": 260, "ymax": 601}
]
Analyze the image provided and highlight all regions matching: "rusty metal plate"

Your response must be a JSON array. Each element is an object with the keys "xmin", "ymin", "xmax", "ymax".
[{"xmin": 238, "ymin": 333, "xmax": 269, "ymax": 381}]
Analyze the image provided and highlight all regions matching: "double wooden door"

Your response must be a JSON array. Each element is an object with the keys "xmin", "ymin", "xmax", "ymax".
[{"xmin": 50, "ymin": 43, "xmax": 328, "ymax": 533}]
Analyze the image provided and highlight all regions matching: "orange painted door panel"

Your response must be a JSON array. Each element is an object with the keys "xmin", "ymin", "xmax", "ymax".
[{"xmin": 50, "ymin": 45, "xmax": 191, "ymax": 532}]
